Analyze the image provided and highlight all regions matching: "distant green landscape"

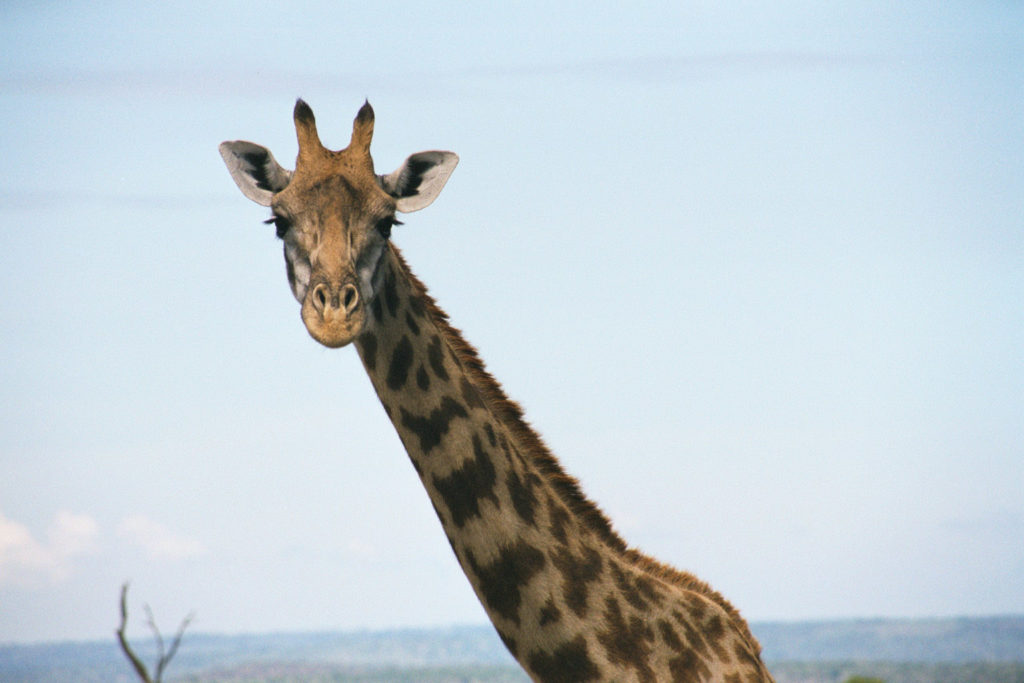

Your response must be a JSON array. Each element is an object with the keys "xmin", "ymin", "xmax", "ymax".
[{"xmin": 2, "ymin": 616, "xmax": 1022, "ymax": 683}]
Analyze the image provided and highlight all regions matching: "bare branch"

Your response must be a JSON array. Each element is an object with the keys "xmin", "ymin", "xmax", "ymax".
[
  {"xmin": 165, "ymin": 611, "xmax": 195, "ymax": 669},
  {"xmin": 116, "ymin": 583, "xmax": 154, "ymax": 683},
  {"xmin": 144, "ymin": 603, "xmax": 166, "ymax": 667},
  {"xmin": 116, "ymin": 582, "xmax": 193, "ymax": 683}
]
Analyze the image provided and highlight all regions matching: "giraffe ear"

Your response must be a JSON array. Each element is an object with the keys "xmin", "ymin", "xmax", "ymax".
[
  {"xmin": 219, "ymin": 141, "xmax": 293, "ymax": 206},
  {"xmin": 380, "ymin": 151, "xmax": 459, "ymax": 213}
]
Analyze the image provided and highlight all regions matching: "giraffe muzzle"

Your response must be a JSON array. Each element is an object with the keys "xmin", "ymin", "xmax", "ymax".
[{"xmin": 301, "ymin": 278, "xmax": 364, "ymax": 348}]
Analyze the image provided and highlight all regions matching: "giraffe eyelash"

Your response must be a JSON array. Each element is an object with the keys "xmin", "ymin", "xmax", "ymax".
[
  {"xmin": 264, "ymin": 214, "xmax": 291, "ymax": 238},
  {"xmin": 376, "ymin": 217, "xmax": 404, "ymax": 239}
]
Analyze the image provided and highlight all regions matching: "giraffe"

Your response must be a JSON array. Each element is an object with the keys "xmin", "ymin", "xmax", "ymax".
[{"xmin": 219, "ymin": 100, "xmax": 775, "ymax": 683}]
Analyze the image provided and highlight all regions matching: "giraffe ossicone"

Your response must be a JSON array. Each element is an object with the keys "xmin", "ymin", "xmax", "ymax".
[{"xmin": 220, "ymin": 100, "xmax": 775, "ymax": 682}]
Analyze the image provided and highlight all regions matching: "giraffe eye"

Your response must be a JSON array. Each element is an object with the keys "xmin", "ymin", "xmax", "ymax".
[
  {"xmin": 376, "ymin": 217, "xmax": 402, "ymax": 239},
  {"xmin": 264, "ymin": 214, "xmax": 292, "ymax": 239}
]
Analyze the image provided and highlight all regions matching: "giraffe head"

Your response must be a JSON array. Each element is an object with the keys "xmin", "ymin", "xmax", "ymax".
[{"xmin": 219, "ymin": 100, "xmax": 458, "ymax": 347}]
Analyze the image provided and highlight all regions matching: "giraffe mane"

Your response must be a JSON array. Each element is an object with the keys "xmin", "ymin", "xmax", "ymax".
[{"xmin": 390, "ymin": 246, "xmax": 762, "ymax": 655}]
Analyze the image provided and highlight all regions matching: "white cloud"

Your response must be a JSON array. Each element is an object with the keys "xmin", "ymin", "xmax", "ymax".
[
  {"xmin": 0, "ymin": 510, "xmax": 99, "ymax": 586},
  {"xmin": 117, "ymin": 515, "xmax": 205, "ymax": 560}
]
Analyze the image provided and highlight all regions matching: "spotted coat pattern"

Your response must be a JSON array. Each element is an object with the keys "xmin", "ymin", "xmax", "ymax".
[{"xmin": 353, "ymin": 249, "xmax": 775, "ymax": 683}]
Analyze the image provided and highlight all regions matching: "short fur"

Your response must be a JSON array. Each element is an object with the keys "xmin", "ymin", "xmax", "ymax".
[{"xmin": 390, "ymin": 246, "xmax": 763, "ymax": 655}]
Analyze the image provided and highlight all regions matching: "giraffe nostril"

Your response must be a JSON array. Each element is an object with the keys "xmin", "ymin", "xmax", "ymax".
[
  {"xmin": 342, "ymin": 284, "xmax": 359, "ymax": 313},
  {"xmin": 310, "ymin": 282, "xmax": 358, "ymax": 316}
]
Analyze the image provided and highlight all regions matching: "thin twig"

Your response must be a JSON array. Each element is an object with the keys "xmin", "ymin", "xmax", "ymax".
[
  {"xmin": 166, "ymin": 611, "xmax": 195, "ymax": 666},
  {"xmin": 116, "ymin": 582, "xmax": 193, "ymax": 683},
  {"xmin": 155, "ymin": 610, "xmax": 194, "ymax": 681},
  {"xmin": 144, "ymin": 603, "xmax": 166, "ymax": 668},
  {"xmin": 116, "ymin": 583, "xmax": 154, "ymax": 683}
]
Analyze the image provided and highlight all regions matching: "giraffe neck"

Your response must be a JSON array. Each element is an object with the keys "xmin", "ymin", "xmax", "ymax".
[{"xmin": 352, "ymin": 247, "xmax": 772, "ymax": 682}]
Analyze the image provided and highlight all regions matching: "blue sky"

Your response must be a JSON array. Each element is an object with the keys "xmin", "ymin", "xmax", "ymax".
[{"xmin": 1, "ymin": 2, "xmax": 1021, "ymax": 644}]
